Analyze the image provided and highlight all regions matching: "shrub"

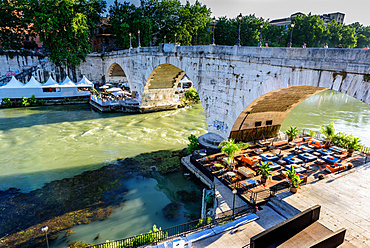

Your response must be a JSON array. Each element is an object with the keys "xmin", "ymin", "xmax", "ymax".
[
  {"xmin": 2, "ymin": 97, "xmax": 12, "ymax": 107},
  {"xmin": 185, "ymin": 87, "xmax": 199, "ymax": 102},
  {"xmin": 187, "ymin": 134, "xmax": 199, "ymax": 154}
]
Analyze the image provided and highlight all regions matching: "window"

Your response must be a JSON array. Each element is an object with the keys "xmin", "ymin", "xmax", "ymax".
[
  {"xmin": 266, "ymin": 120, "xmax": 273, "ymax": 125},
  {"xmin": 255, "ymin": 121, "xmax": 262, "ymax": 127},
  {"xmin": 42, "ymin": 87, "xmax": 60, "ymax": 92}
]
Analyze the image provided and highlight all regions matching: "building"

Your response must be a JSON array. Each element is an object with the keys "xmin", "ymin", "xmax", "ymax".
[
  {"xmin": 269, "ymin": 12, "xmax": 345, "ymax": 29},
  {"xmin": 91, "ymin": 15, "xmax": 116, "ymax": 53}
]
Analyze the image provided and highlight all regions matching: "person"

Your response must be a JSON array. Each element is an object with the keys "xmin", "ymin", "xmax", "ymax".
[
  {"xmin": 364, "ymin": 45, "xmax": 369, "ymax": 49},
  {"xmin": 265, "ymin": 43, "xmax": 269, "ymax": 47},
  {"xmin": 302, "ymin": 43, "xmax": 306, "ymax": 48},
  {"xmin": 338, "ymin": 44, "xmax": 343, "ymax": 48},
  {"xmin": 324, "ymin": 43, "xmax": 328, "ymax": 48}
]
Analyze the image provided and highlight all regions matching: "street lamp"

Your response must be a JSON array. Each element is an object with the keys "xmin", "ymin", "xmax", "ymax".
[
  {"xmin": 41, "ymin": 226, "xmax": 49, "ymax": 248},
  {"xmin": 138, "ymin": 30, "xmax": 141, "ymax": 48},
  {"xmin": 236, "ymin": 13, "xmax": 242, "ymax": 46},
  {"xmin": 174, "ymin": 33, "xmax": 177, "ymax": 44},
  {"xmin": 288, "ymin": 22, "xmax": 295, "ymax": 48},
  {"xmin": 129, "ymin": 33, "xmax": 132, "ymax": 49},
  {"xmin": 211, "ymin": 16, "xmax": 216, "ymax": 45},
  {"xmin": 164, "ymin": 35, "xmax": 166, "ymax": 43},
  {"xmin": 232, "ymin": 188, "xmax": 237, "ymax": 218},
  {"xmin": 258, "ymin": 24, "xmax": 263, "ymax": 47}
]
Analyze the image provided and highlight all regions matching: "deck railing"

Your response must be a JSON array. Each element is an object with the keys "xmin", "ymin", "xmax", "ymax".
[{"xmin": 88, "ymin": 207, "xmax": 251, "ymax": 248}]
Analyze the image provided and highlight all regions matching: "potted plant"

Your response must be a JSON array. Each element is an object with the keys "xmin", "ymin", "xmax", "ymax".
[
  {"xmin": 285, "ymin": 166, "xmax": 302, "ymax": 193},
  {"xmin": 285, "ymin": 126, "xmax": 298, "ymax": 142},
  {"xmin": 256, "ymin": 161, "xmax": 273, "ymax": 184},
  {"xmin": 219, "ymin": 138, "xmax": 249, "ymax": 167},
  {"xmin": 346, "ymin": 136, "xmax": 361, "ymax": 157},
  {"xmin": 320, "ymin": 122, "xmax": 335, "ymax": 147}
]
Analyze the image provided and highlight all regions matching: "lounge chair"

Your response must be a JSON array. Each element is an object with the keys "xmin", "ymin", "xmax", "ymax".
[
  {"xmin": 241, "ymin": 154, "xmax": 259, "ymax": 166},
  {"xmin": 308, "ymin": 140, "xmax": 324, "ymax": 149}
]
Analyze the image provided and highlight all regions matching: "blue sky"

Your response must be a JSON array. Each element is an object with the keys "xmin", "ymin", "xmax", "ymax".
[{"xmin": 104, "ymin": 0, "xmax": 370, "ymax": 26}]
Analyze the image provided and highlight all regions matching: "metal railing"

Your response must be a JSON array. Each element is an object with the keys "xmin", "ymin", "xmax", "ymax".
[{"xmin": 88, "ymin": 207, "xmax": 252, "ymax": 248}]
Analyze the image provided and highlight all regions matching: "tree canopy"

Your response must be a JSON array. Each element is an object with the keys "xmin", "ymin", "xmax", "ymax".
[{"xmin": 109, "ymin": 0, "xmax": 211, "ymax": 48}]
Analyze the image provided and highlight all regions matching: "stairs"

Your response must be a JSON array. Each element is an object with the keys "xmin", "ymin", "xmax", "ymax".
[{"xmin": 267, "ymin": 196, "xmax": 301, "ymax": 219}]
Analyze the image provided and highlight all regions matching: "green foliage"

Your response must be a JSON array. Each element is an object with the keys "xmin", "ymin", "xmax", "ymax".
[
  {"xmin": 324, "ymin": 20, "xmax": 357, "ymax": 48},
  {"xmin": 187, "ymin": 134, "xmax": 199, "ymax": 154},
  {"xmin": 0, "ymin": 0, "xmax": 29, "ymax": 49},
  {"xmin": 109, "ymin": 0, "xmax": 211, "ymax": 48},
  {"xmin": 2, "ymin": 97, "xmax": 12, "ymax": 107},
  {"xmin": 285, "ymin": 126, "xmax": 298, "ymax": 141},
  {"xmin": 119, "ymin": 225, "xmax": 168, "ymax": 248},
  {"xmin": 194, "ymin": 216, "xmax": 212, "ymax": 229},
  {"xmin": 320, "ymin": 122, "xmax": 335, "ymax": 145},
  {"xmin": 185, "ymin": 87, "xmax": 200, "ymax": 102},
  {"xmin": 24, "ymin": 0, "xmax": 106, "ymax": 66},
  {"xmin": 291, "ymin": 13, "xmax": 327, "ymax": 47},
  {"xmin": 332, "ymin": 132, "xmax": 364, "ymax": 153},
  {"xmin": 285, "ymin": 166, "xmax": 302, "ymax": 189},
  {"xmin": 21, "ymin": 97, "xmax": 30, "ymax": 107},
  {"xmin": 364, "ymin": 75, "xmax": 370, "ymax": 82},
  {"xmin": 219, "ymin": 138, "xmax": 249, "ymax": 165},
  {"xmin": 309, "ymin": 129, "xmax": 316, "ymax": 138},
  {"xmin": 256, "ymin": 161, "xmax": 272, "ymax": 179}
]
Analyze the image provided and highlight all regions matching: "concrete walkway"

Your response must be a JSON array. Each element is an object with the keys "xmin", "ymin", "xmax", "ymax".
[
  {"xmin": 214, "ymin": 178, "xmax": 246, "ymax": 216},
  {"xmin": 192, "ymin": 205, "xmax": 286, "ymax": 248},
  {"xmin": 274, "ymin": 165, "xmax": 370, "ymax": 247}
]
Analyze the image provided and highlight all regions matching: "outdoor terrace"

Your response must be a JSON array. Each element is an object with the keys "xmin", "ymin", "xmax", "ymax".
[{"xmin": 191, "ymin": 136, "xmax": 366, "ymax": 205}]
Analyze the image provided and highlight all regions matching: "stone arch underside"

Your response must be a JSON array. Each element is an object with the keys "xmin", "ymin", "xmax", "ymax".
[
  {"xmin": 141, "ymin": 63, "xmax": 186, "ymax": 110},
  {"xmin": 106, "ymin": 63, "xmax": 128, "ymax": 83},
  {"xmin": 230, "ymin": 86, "xmax": 328, "ymax": 142}
]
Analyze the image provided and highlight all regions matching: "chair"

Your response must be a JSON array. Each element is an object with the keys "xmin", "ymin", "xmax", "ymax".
[{"xmin": 241, "ymin": 154, "xmax": 259, "ymax": 166}]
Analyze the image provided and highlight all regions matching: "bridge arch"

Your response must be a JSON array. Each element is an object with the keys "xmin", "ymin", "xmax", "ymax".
[
  {"xmin": 230, "ymin": 86, "xmax": 327, "ymax": 142},
  {"xmin": 140, "ymin": 63, "xmax": 197, "ymax": 110},
  {"xmin": 106, "ymin": 62, "xmax": 128, "ymax": 83}
]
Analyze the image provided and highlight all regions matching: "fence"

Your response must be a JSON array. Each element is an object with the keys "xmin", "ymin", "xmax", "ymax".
[
  {"xmin": 190, "ymin": 154, "xmax": 214, "ymax": 182},
  {"xmin": 88, "ymin": 207, "xmax": 252, "ymax": 248}
]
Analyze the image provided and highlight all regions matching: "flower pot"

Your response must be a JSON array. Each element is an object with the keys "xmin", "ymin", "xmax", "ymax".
[
  {"xmin": 290, "ymin": 186, "xmax": 298, "ymax": 194},
  {"xmin": 261, "ymin": 177, "xmax": 267, "ymax": 184}
]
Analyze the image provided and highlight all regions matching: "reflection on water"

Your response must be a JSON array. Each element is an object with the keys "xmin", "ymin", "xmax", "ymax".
[
  {"xmin": 51, "ymin": 173, "xmax": 203, "ymax": 247},
  {"xmin": 282, "ymin": 90, "xmax": 370, "ymax": 146},
  {"xmin": 0, "ymin": 104, "xmax": 207, "ymax": 192}
]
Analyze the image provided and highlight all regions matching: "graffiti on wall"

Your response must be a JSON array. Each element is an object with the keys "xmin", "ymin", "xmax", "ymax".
[{"xmin": 213, "ymin": 120, "xmax": 228, "ymax": 132}]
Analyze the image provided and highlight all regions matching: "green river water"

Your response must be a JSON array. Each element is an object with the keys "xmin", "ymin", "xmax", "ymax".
[{"xmin": 0, "ymin": 90, "xmax": 369, "ymax": 246}]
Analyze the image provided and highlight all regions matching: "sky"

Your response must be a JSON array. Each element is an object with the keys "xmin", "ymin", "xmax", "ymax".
[{"xmin": 105, "ymin": 0, "xmax": 370, "ymax": 26}]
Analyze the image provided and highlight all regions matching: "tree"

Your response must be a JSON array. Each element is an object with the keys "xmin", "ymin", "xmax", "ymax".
[
  {"xmin": 285, "ymin": 126, "xmax": 298, "ymax": 141},
  {"xmin": 320, "ymin": 122, "xmax": 335, "ymax": 146},
  {"xmin": 0, "ymin": 0, "xmax": 30, "ymax": 49},
  {"xmin": 219, "ymin": 138, "xmax": 249, "ymax": 166},
  {"xmin": 325, "ymin": 21, "xmax": 357, "ymax": 48},
  {"xmin": 25, "ymin": 0, "xmax": 106, "ymax": 67},
  {"xmin": 291, "ymin": 13, "xmax": 326, "ymax": 47},
  {"xmin": 256, "ymin": 161, "xmax": 272, "ymax": 183},
  {"xmin": 349, "ymin": 22, "xmax": 370, "ymax": 48}
]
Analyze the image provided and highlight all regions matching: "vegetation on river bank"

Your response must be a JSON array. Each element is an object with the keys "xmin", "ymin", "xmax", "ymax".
[{"xmin": 0, "ymin": 149, "xmax": 196, "ymax": 248}]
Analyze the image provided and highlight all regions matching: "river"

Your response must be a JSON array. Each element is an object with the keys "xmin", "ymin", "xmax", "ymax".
[{"xmin": 0, "ymin": 90, "xmax": 369, "ymax": 246}]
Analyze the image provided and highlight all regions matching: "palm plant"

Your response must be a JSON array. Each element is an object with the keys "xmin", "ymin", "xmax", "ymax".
[
  {"xmin": 219, "ymin": 138, "xmax": 249, "ymax": 166},
  {"xmin": 346, "ymin": 136, "xmax": 362, "ymax": 156},
  {"xmin": 320, "ymin": 122, "xmax": 335, "ymax": 147},
  {"xmin": 309, "ymin": 129, "xmax": 316, "ymax": 138},
  {"xmin": 256, "ymin": 161, "xmax": 273, "ymax": 183},
  {"xmin": 285, "ymin": 166, "xmax": 302, "ymax": 193},
  {"xmin": 285, "ymin": 126, "xmax": 298, "ymax": 141}
]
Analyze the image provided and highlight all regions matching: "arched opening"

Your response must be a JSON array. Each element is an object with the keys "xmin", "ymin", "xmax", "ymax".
[
  {"xmin": 106, "ymin": 63, "xmax": 129, "ymax": 88},
  {"xmin": 230, "ymin": 86, "xmax": 327, "ymax": 142},
  {"xmin": 141, "ymin": 64, "xmax": 191, "ymax": 110},
  {"xmin": 145, "ymin": 64, "xmax": 185, "ymax": 89}
]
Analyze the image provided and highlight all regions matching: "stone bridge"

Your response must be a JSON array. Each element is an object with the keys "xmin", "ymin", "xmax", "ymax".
[
  {"xmin": 94, "ymin": 45, "xmax": 370, "ymax": 141},
  {"xmin": 2, "ymin": 45, "xmax": 370, "ymax": 141}
]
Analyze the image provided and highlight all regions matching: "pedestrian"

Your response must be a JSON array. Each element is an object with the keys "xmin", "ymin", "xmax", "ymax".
[
  {"xmin": 338, "ymin": 44, "xmax": 343, "ymax": 48},
  {"xmin": 324, "ymin": 43, "xmax": 328, "ymax": 48},
  {"xmin": 302, "ymin": 43, "xmax": 306, "ymax": 48},
  {"xmin": 265, "ymin": 43, "xmax": 269, "ymax": 47},
  {"xmin": 364, "ymin": 45, "xmax": 369, "ymax": 49}
]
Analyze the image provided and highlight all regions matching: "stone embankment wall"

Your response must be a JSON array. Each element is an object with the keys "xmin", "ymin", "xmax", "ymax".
[{"xmin": 0, "ymin": 52, "xmax": 104, "ymax": 84}]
